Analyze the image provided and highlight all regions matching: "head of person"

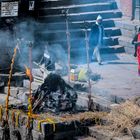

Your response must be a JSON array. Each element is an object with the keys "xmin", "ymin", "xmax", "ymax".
[
  {"xmin": 138, "ymin": 27, "xmax": 140, "ymax": 33},
  {"xmin": 96, "ymin": 15, "xmax": 103, "ymax": 25}
]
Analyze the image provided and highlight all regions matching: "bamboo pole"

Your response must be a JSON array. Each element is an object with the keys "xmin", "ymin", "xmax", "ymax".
[
  {"xmin": 83, "ymin": 22, "xmax": 93, "ymax": 111},
  {"xmin": 84, "ymin": 25, "xmax": 92, "ymax": 95},
  {"xmin": 6, "ymin": 43, "xmax": 18, "ymax": 122},
  {"xmin": 65, "ymin": 9, "xmax": 71, "ymax": 83},
  {"xmin": 27, "ymin": 42, "xmax": 33, "ymax": 128}
]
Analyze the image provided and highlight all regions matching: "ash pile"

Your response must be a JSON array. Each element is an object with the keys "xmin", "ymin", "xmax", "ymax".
[{"xmin": 32, "ymin": 73, "xmax": 78, "ymax": 113}]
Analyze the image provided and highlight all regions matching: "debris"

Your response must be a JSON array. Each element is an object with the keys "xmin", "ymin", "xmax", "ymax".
[
  {"xmin": 78, "ymin": 69, "xmax": 88, "ymax": 82},
  {"xmin": 134, "ymin": 97, "xmax": 140, "ymax": 107},
  {"xmin": 90, "ymin": 73, "xmax": 101, "ymax": 82},
  {"xmin": 17, "ymin": 91, "xmax": 30, "ymax": 103},
  {"xmin": 72, "ymin": 82, "xmax": 89, "ymax": 92},
  {"xmin": 104, "ymin": 101, "xmax": 140, "ymax": 137},
  {"xmin": 32, "ymin": 73, "xmax": 78, "ymax": 113},
  {"xmin": 70, "ymin": 69, "xmax": 78, "ymax": 81}
]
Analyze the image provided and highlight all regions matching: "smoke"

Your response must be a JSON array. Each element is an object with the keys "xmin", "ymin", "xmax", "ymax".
[
  {"xmin": 47, "ymin": 43, "xmax": 68, "ymax": 68},
  {"xmin": 0, "ymin": 0, "xmax": 99, "ymax": 72},
  {"xmin": 40, "ymin": 1, "xmax": 94, "ymax": 65},
  {"xmin": 14, "ymin": 19, "xmax": 38, "ymax": 70},
  {"xmin": 0, "ymin": 27, "xmax": 15, "ymax": 69},
  {"xmin": 0, "ymin": 18, "xmax": 41, "ymax": 71},
  {"xmin": 0, "ymin": 17, "xmax": 70, "ymax": 73}
]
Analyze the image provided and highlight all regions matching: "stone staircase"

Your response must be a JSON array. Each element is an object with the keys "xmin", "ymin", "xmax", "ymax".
[
  {"xmin": 115, "ymin": 19, "xmax": 140, "ymax": 55},
  {"xmin": 36, "ymin": 0, "xmax": 123, "ymax": 61}
]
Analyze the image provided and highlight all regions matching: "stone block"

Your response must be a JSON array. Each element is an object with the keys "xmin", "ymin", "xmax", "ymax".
[
  {"xmin": 4, "ymin": 86, "xmax": 19, "ymax": 98},
  {"xmin": 0, "ymin": 126, "xmax": 3, "ymax": 140},
  {"xmin": 110, "ymin": 95, "xmax": 125, "ymax": 104},
  {"xmin": 33, "ymin": 119, "xmax": 55, "ymax": 136},
  {"xmin": 0, "ymin": 94, "xmax": 22, "ymax": 106},
  {"xmin": 23, "ymin": 80, "xmax": 41, "ymax": 90},
  {"xmin": 132, "ymin": 126, "xmax": 140, "ymax": 139},
  {"xmin": 77, "ymin": 94, "xmax": 111, "ymax": 112},
  {"xmin": 17, "ymin": 91, "xmax": 29, "ymax": 103},
  {"xmin": 89, "ymin": 126, "xmax": 113, "ymax": 140},
  {"xmin": 112, "ymin": 136, "xmax": 134, "ymax": 140},
  {"xmin": 32, "ymin": 130, "xmax": 44, "ymax": 140},
  {"xmin": 4, "ymin": 86, "xmax": 29, "ymax": 103},
  {"xmin": 18, "ymin": 126, "xmax": 28, "ymax": 140},
  {"xmin": 74, "ymin": 136, "xmax": 96, "ymax": 140}
]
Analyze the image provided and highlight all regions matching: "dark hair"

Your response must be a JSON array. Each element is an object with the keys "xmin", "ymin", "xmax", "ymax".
[{"xmin": 138, "ymin": 27, "xmax": 140, "ymax": 32}]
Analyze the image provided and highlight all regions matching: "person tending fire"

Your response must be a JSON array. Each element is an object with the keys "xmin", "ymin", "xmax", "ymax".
[
  {"xmin": 40, "ymin": 44, "xmax": 55, "ymax": 71},
  {"xmin": 38, "ymin": 43, "xmax": 55, "ymax": 79}
]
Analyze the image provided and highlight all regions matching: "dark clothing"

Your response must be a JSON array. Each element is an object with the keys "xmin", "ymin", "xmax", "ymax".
[
  {"xmin": 89, "ymin": 23, "xmax": 104, "ymax": 47},
  {"xmin": 132, "ymin": 34, "xmax": 140, "ymax": 57},
  {"xmin": 40, "ymin": 56, "xmax": 55, "ymax": 71},
  {"xmin": 132, "ymin": 32, "xmax": 140, "ymax": 76},
  {"xmin": 89, "ymin": 23, "xmax": 104, "ymax": 63}
]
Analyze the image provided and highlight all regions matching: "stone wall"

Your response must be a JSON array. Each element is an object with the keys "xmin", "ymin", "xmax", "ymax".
[{"xmin": 116, "ymin": 0, "xmax": 133, "ymax": 19}]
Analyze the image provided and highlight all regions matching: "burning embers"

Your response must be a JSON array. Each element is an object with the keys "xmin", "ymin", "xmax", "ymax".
[
  {"xmin": 32, "ymin": 73, "xmax": 78, "ymax": 113},
  {"xmin": 24, "ymin": 65, "xmax": 33, "ymax": 82}
]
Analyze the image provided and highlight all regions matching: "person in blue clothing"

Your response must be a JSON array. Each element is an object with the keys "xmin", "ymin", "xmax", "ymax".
[{"xmin": 89, "ymin": 15, "xmax": 105, "ymax": 65}]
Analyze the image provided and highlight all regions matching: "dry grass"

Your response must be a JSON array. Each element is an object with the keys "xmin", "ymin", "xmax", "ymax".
[
  {"xmin": 104, "ymin": 101, "xmax": 140, "ymax": 136},
  {"xmin": 38, "ymin": 112, "xmax": 107, "ymax": 123},
  {"xmin": 60, "ymin": 112, "xmax": 107, "ymax": 122}
]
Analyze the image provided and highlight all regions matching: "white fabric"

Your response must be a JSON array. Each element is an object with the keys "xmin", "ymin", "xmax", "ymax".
[
  {"xmin": 44, "ymin": 53, "xmax": 50, "ymax": 59},
  {"xmin": 92, "ymin": 46, "xmax": 101, "ymax": 63},
  {"xmin": 96, "ymin": 15, "xmax": 102, "ymax": 20}
]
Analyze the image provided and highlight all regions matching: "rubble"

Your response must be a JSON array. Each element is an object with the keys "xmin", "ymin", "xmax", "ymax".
[
  {"xmin": 97, "ymin": 101, "xmax": 140, "ymax": 139},
  {"xmin": 32, "ymin": 73, "xmax": 78, "ymax": 113}
]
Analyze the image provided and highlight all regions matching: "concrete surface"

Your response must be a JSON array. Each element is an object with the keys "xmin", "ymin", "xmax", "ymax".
[{"xmin": 75, "ymin": 53, "xmax": 139, "ymax": 101}]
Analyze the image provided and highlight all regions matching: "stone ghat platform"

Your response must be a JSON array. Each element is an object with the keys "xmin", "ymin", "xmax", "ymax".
[{"xmin": 0, "ymin": 107, "xmax": 106, "ymax": 140}]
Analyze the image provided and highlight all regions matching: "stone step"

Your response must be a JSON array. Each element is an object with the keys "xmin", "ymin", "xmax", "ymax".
[
  {"xmin": 40, "ymin": 2, "xmax": 115, "ymax": 10},
  {"xmin": 74, "ymin": 136, "xmax": 96, "ymax": 140},
  {"xmin": 89, "ymin": 126, "xmax": 135, "ymax": 140},
  {"xmin": 35, "ymin": 39, "xmax": 120, "ymax": 60},
  {"xmin": 101, "ymin": 45, "xmax": 124, "ymax": 54},
  {"xmin": 70, "ymin": 45, "xmax": 124, "ymax": 59},
  {"xmin": 69, "ymin": 45, "xmax": 124, "ymax": 62},
  {"xmin": 132, "ymin": 126, "xmax": 140, "ymax": 139},
  {"xmin": 114, "ymin": 19, "xmax": 137, "ymax": 38},
  {"xmin": 39, "ymin": 2, "xmax": 117, "ymax": 15},
  {"xmin": 37, "ymin": 18, "xmax": 120, "ymax": 30},
  {"xmin": 89, "ymin": 126, "xmax": 114, "ymax": 140},
  {"xmin": 115, "ymin": 19, "xmax": 138, "ymax": 31},
  {"xmin": 39, "ymin": 10, "xmax": 122, "ymax": 23},
  {"xmin": 118, "ymin": 36, "xmax": 134, "ymax": 54},
  {"xmin": 0, "ymin": 94, "xmax": 22, "ymax": 106},
  {"xmin": 40, "ymin": 0, "xmax": 115, "ymax": 7},
  {"xmin": 114, "ymin": 19, "xmax": 139, "ymax": 55},
  {"xmin": 37, "ymin": 0, "xmax": 123, "ymax": 56},
  {"xmin": 37, "ymin": 35, "xmax": 119, "ymax": 47},
  {"xmin": 77, "ymin": 94, "xmax": 112, "ymax": 112},
  {"xmin": 121, "ymin": 28, "xmax": 135, "ymax": 38},
  {"xmin": 37, "ymin": 27, "xmax": 121, "ymax": 39},
  {"xmin": 115, "ymin": 19, "xmax": 140, "ymax": 38}
]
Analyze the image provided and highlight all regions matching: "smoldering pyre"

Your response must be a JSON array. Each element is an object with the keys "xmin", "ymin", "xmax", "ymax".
[{"xmin": 32, "ymin": 73, "xmax": 78, "ymax": 113}]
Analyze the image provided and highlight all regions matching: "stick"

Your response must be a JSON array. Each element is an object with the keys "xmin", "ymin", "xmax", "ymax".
[
  {"xmin": 84, "ymin": 22, "xmax": 93, "ymax": 110},
  {"xmin": 65, "ymin": 9, "xmax": 71, "ymax": 83},
  {"xmin": 27, "ymin": 42, "xmax": 33, "ymax": 128}
]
